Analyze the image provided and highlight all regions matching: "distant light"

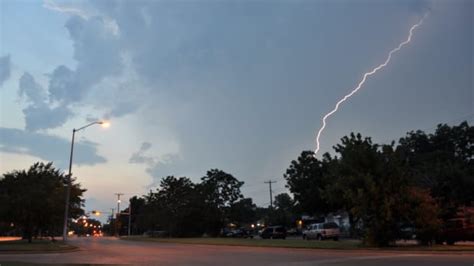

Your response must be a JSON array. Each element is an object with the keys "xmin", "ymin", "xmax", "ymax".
[
  {"xmin": 117, "ymin": 199, "xmax": 121, "ymax": 203},
  {"xmin": 251, "ymin": 224, "xmax": 255, "ymax": 229}
]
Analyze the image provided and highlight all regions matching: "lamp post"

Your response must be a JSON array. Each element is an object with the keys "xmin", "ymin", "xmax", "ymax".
[{"xmin": 62, "ymin": 121, "xmax": 110, "ymax": 241}]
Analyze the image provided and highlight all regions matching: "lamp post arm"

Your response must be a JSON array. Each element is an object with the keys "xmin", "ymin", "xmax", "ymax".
[{"xmin": 75, "ymin": 121, "xmax": 102, "ymax": 132}]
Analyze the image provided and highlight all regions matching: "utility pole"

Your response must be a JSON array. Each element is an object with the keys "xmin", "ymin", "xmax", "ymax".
[
  {"xmin": 115, "ymin": 193, "xmax": 124, "ymax": 236},
  {"xmin": 264, "ymin": 180, "xmax": 277, "ymax": 209},
  {"xmin": 128, "ymin": 202, "xmax": 132, "ymax": 236},
  {"xmin": 110, "ymin": 208, "xmax": 115, "ymax": 236}
]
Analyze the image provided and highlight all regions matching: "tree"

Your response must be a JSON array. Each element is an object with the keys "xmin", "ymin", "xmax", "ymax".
[
  {"xmin": 325, "ymin": 134, "xmax": 410, "ymax": 245},
  {"xmin": 284, "ymin": 151, "xmax": 332, "ymax": 216},
  {"xmin": 285, "ymin": 122, "xmax": 472, "ymax": 246},
  {"xmin": 123, "ymin": 169, "xmax": 245, "ymax": 237},
  {"xmin": 270, "ymin": 193, "xmax": 295, "ymax": 227},
  {"xmin": 127, "ymin": 196, "xmax": 147, "ymax": 235},
  {"xmin": 148, "ymin": 176, "xmax": 204, "ymax": 237},
  {"xmin": 200, "ymin": 169, "xmax": 244, "ymax": 235},
  {"xmin": 404, "ymin": 187, "xmax": 441, "ymax": 245},
  {"xmin": 0, "ymin": 162, "xmax": 85, "ymax": 242},
  {"xmin": 286, "ymin": 133, "xmax": 427, "ymax": 246},
  {"xmin": 398, "ymin": 122, "xmax": 474, "ymax": 214},
  {"xmin": 229, "ymin": 198, "xmax": 257, "ymax": 225}
]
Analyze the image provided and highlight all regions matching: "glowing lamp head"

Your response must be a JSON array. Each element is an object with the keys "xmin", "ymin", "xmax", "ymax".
[{"xmin": 99, "ymin": 121, "xmax": 111, "ymax": 128}]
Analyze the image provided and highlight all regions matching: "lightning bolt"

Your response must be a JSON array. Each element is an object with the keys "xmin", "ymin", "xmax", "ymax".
[{"xmin": 314, "ymin": 13, "xmax": 428, "ymax": 155}]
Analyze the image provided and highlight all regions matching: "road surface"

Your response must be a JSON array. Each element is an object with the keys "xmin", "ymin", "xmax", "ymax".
[{"xmin": 0, "ymin": 237, "xmax": 473, "ymax": 265}]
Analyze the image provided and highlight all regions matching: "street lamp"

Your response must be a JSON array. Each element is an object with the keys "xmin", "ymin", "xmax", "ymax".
[{"xmin": 62, "ymin": 120, "xmax": 110, "ymax": 241}]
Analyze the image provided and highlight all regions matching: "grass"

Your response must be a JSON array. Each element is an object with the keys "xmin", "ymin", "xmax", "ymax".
[
  {"xmin": 0, "ymin": 239, "xmax": 77, "ymax": 253},
  {"xmin": 121, "ymin": 236, "xmax": 474, "ymax": 252},
  {"xmin": 122, "ymin": 236, "xmax": 361, "ymax": 250}
]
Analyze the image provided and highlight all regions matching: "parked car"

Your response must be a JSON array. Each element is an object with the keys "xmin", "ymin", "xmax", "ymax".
[
  {"xmin": 259, "ymin": 226, "xmax": 287, "ymax": 239},
  {"xmin": 226, "ymin": 228, "xmax": 254, "ymax": 238},
  {"xmin": 303, "ymin": 222, "xmax": 340, "ymax": 241},
  {"xmin": 287, "ymin": 228, "xmax": 301, "ymax": 236},
  {"xmin": 399, "ymin": 224, "xmax": 416, "ymax": 240}
]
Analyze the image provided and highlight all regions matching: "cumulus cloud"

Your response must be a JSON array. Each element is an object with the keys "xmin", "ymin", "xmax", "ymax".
[
  {"xmin": 48, "ymin": 16, "xmax": 122, "ymax": 105},
  {"xmin": 13, "ymin": 9, "xmax": 127, "ymax": 133},
  {"xmin": 23, "ymin": 105, "xmax": 73, "ymax": 132},
  {"xmin": 0, "ymin": 55, "xmax": 11, "ymax": 87},
  {"xmin": 0, "ymin": 127, "xmax": 106, "ymax": 169},
  {"xmin": 18, "ymin": 72, "xmax": 73, "ymax": 131},
  {"xmin": 18, "ymin": 72, "xmax": 46, "ymax": 104},
  {"xmin": 17, "ymin": 12, "xmax": 130, "ymax": 130}
]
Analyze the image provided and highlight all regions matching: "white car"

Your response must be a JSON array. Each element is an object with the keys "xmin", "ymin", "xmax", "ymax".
[{"xmin": 303, "ymin": 222, "xmax": 340, "ymax": 241}]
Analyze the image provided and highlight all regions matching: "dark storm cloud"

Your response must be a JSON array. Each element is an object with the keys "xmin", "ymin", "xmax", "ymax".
[
  {"xmin": 144, "ymin": 154, "xmax": 181, "ymax": 188},
  {"xmin": 31, "ymin": 0, "xmax": 472, "ymax": 207},
  {"xmin": 104, "ymin": 101, "xmax": 139, "ymax": 119},
  {"xmin": 0, "ymin": 127, "xmax": 106, "ymax": 169},
  {"xmin": 0, "ymin": 55, "xmax": 11, "ymax": 86},
  {"xmin": 129, "ymin": 141, "xmax": 153, "ymax": 164},
  {"xmin": 129, "ymin": 142, "xmax": 180, "ymax": 187}
]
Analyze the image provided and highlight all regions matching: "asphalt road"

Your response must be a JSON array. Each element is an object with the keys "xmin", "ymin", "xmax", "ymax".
[{"xmin": 1, "ymin": 237, "xmax": 473, "ymax": 265}]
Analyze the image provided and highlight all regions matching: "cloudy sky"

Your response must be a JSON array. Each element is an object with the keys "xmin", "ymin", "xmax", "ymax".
[{"xmin": 0, "ymin": 0, "xmax": 472, "ymax": 220}]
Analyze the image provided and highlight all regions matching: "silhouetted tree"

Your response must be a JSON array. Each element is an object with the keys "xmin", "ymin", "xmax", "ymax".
[
  {"xmin": 398, "ymin": 121, "xmax": 474, "ymax": 218},
  {"xmin": 200, "ymin": 169, "xmax": 244, "ymax": 235},
  {"xmin": 284, "ymin": 151, "xmax": 332, "ymax": 216},
  {"xmin": 229, "ymin": 198, "xmax": 257, "ymax": 225},
  {"xmin": 270, "ymin": 193, "xmax": 295, "ymax": 227},
  {"xmin": 0, "ymin": 162, "xmax": 85, "ymax": 242}
]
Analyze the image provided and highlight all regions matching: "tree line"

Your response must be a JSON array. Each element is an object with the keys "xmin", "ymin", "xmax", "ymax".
[
  {"xmin": 0, "ymin": 121, "xmax": 471, "ymax": 246},
  {"xmin": 284, "ymin": 121, "xmax": 473, "ymax": 246},
  {"xmin": 116, "ymin": 169, "xmax": 254, "ymax": 237}
]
